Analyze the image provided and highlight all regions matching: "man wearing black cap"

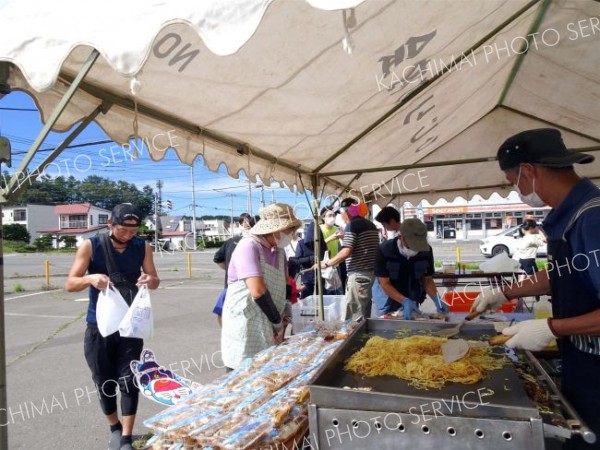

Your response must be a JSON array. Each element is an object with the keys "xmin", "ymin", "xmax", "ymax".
[
  {"xmin": 320, "ymin": 198, "xmax": 380, "ymax": 320},
  {"xmin": 375, "ymin": 218, "xmax": 448, "ymax": 319},
  {"xmin": 471, "ymin": 128, "xmax": 600, "ymax": 447},
  {"xmin": 66, "ymin": 203, "xmax": 160, "ymax": 450}
]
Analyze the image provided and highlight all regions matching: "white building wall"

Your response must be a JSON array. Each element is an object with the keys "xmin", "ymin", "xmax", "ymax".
[{"xmin": 2, "ymin": 205, "xmax": 56, "ymax": 243}]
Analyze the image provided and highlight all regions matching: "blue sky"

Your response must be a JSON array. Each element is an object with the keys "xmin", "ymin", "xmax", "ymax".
[{"xmin": 0, "ymin": 91, "xmax": 306, "ymax": 219}]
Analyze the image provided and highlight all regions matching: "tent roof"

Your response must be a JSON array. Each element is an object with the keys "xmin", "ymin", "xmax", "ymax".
[{"xmin": 1, "ymin": 0, "xmax": 599, "ymax": 205}]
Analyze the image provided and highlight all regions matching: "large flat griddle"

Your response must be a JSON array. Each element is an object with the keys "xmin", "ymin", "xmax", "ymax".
[{"xmin": 310, "ymin": 319, "xmax": 538, "ymax": 420}]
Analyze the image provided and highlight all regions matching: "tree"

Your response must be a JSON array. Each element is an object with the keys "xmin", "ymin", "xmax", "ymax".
[
  {"xmin": 59, "ymin": 235, "xmax": 77, "ymax": 248},
  {"xmin": 33, "ymin": 235, "xmax": 54, "ymax": 251},
  {"xmin": 7, "ymin": 174, "xmax": 154, "ymax": 219},
  {"xmin": 3, "ymin": 224, "xmax": 30, "ymax": 242}
]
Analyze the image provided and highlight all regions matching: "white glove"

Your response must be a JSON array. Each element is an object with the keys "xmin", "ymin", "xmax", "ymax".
[
  {"xmin": 502, "ymin": 319, "xmax": 556, "ymax": 351},
  {"xmin": 470, "ymin": 287, "xmax": 507, "ymax": 314}
]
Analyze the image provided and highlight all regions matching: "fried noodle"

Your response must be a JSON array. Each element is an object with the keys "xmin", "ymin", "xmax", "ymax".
[{"xmin": 344, "ymin": 335, "xmax": 505, "ymax": 389}]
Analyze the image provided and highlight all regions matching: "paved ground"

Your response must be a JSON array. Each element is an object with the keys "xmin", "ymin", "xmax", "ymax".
[{"xmin": 1, "ymin": 240, "xmax": 489, "ymax": 449}]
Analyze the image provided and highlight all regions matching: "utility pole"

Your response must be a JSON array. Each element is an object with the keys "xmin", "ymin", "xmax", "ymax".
[
  {"xmin": 190, "ymin": 165, "xmax": 197, "ymax": 250},
  {"xmin": 247, "ymin": 179, "xmax": 252, "ymax": 216},
  {"xmin": 156, "ymin": 179, "xmax": 163, "ymax": 216},
  {"xmin": 154, "ymin": 191, "xmax": 159, "ymax": 251},
  {"xmin": 271, "ymin": 189, "xmax": 275, "ymax": 204},
  {"xmin": 228, "ymin": 194, "xmax": 234, "ymax": 236}
]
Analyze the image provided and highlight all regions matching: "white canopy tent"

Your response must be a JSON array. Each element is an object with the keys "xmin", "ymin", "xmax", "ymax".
[
  {"xmin": 0, "ymin": 0, "xmax": 598, "ymax": 205},
  {"xmin": 0, "ymin": 0, "xmax": 599, "ymax": 445}
]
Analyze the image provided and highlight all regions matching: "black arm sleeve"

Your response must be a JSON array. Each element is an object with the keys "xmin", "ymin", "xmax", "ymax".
[{"xmin": 254, "ymin": 290, "xmax": 282, "ymax": 324}]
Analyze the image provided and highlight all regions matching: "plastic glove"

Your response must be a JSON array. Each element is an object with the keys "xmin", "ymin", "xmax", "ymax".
[
  {"xmin": 431, "ymin": 294, "xmax": 449, "ymax": 314},
  {"xmin": 470, "ymin": 287, "xmax": 507, "ymax": 314},
  {"xmin": 401, "ymin": 298, "xmax": 418, "ymax": 320},
  {"xmin": 502, "ymin": 319, "xmax": 556, "ymax": 351}
]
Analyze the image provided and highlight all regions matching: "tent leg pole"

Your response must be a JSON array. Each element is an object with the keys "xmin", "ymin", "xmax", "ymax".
[
  {"xmin": 312, "ymin": 175, "xmax": 324, "ymax": 321},
  {"xmin": 0, "ymin": 206, "xmax": 6, "ymax": 449},
  {"xmin": 5, "ymin": 49, "xmax": 100, "ymax": 194}
]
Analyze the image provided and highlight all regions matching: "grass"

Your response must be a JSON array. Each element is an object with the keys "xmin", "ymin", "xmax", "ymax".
[
  {"xmin": 13, "ymin": 283, "xmax": 25, "ymax": 292},
  {"xmin": 133, "ymin": 433, "xmax": 154, "ymax": 449}
]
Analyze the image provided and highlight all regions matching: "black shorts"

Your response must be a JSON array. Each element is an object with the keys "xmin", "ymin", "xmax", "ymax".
[{"xmin": 84, "ymin": 324, "xmax": 143, "ymax": 394}]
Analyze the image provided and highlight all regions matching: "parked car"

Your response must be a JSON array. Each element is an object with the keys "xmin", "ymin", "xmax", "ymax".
[{"xmin": 479, "ymin": 225, "xmax": 547, "ymax": 258}]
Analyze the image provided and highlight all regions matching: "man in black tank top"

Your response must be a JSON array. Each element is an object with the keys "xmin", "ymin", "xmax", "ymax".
[{"xmin": 66, "ymin": 204, "xmax": 160, "ymax": 450}]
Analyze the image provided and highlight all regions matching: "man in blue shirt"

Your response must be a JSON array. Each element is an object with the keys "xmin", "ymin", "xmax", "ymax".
[
  {"xmin": 375, "ymin": 218, "xmax": 448, "ymax": 319},
  {"xmin": 471, "ymin": 128, "xmax": 600, "ymax": 448},
  {"xmin": 66, "ymin": 204, "xmax": 160, "ymax": 450}
]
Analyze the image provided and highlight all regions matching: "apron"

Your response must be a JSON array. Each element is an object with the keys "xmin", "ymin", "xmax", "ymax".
[
  {"xmin": 547, "ymin": 199, "xmax": 600, "ymax": 449},
  {"xmin": 221, "ymin": 242, "xmax": 287, "ymax": 369}
]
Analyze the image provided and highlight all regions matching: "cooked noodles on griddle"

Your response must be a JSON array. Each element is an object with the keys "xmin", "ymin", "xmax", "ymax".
[{"xmin": 344, "ymin": 335, "xmax": 505, "ymax": 389}]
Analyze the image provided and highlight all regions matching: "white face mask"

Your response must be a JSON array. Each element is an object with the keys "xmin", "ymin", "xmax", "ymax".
[
  {"xmin": 275, "ymin": 231, "xmax": 293, "ymax": 249},
  {"xmin": 397, "ymin": 238, "xmax": 418, "ymax": 259},
  {"xmin": 514, "ymin": 166, "xmax": 546, "ymax": 208},
  {"xmin": 324, "ymin": 216, "xmax": 336, "ymax": 226}
]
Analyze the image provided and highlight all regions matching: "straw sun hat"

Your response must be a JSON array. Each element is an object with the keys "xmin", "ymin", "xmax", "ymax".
[{"xmin": 250, "ymin": 203, "xmax": 302, "ymax": 235}]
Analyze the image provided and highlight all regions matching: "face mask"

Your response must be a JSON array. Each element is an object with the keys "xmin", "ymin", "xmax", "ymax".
[
  {"xmin": 275, "ymin": 232, "xmax": 293, "ymax": 249},
  {"xmin": 397, "ymin": 238, "xmax": 418, "ymax": 259},
  {"xmin": 514, "ymin": 166, "xmax": 546, "ymax": 208},
  {"xmin": 324, "ymin": 217, "xmax": 336, "ymax": 226}
]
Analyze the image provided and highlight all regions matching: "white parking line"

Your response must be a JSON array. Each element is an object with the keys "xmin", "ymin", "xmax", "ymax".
[
  {"xmin": 5, "ymin": 312, "xmax": 79, "ymax": 319},
  {"xmin": 5, "ymin": 291, "xmax": 54, "ymax": 301}
]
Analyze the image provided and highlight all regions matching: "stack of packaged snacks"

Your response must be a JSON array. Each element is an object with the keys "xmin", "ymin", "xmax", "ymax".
[{"xmin": 142, "ymin": 332, "xmax": 346, "ymax": 449}]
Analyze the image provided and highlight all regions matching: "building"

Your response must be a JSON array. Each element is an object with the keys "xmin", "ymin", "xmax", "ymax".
[
  {"xmin": 400, "ymin": 194, "xmax": 550, "ymax": 241},
  {"xmin": 2, "ymin": 204, "xmax": 56, "ymax": 243},
  {"xmin": 38, "ymin": 203, "xmax": 110, "ymax": 247}
]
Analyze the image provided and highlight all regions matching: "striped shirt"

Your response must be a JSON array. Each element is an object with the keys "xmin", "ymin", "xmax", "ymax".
[{"xmin": 342, "ymin": 216, "xmax": 380, "ymax": 273}]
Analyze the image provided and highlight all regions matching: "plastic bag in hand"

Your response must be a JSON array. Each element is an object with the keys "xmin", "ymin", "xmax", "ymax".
[
  {"xmin": 118, "ymin": 285, "xmax": 154, "ymax": 340},
  {"xmin": 96, "ymin": 283, "xmax": 130, "ymax": 337}
]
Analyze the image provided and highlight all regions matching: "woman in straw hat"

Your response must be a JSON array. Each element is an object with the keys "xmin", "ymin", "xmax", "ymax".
[{"xmin": 221, "ymin": 203, "xmax": 302, "ymax": 370}]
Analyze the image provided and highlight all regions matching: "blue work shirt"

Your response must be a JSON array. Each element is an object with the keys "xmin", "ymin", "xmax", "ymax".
[{"xmin": 542, "ymin": 178, "xmax": 600, "ymax": 300}]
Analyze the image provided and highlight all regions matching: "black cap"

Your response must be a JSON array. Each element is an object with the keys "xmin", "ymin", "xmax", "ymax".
[
  {"xmin": 111, "ymin": 203, "xmax": 141, "ymax": 226},
  {"xmin": 336, "ymin": 197, "xmax": 357, "ymax": 213},
  {"xmin": 497, "ymin": 128, "xmax": 594, "ymax": 171}
]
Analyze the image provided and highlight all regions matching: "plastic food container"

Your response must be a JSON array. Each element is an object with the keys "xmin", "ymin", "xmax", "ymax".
[{"xmin": 291, "ymin": 295, "xmax": 344, "ymax": 334}]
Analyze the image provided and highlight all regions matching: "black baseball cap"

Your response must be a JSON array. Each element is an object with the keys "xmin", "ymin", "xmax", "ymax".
[
  {"xmin": 111, "ymin": 203, "xmax": 141, "ymax": 227},
  {"xmin": 335, "ymin": 197, "xmax": 357, "ymax": 213},
  {"xmin": 497, "ymin": 128, "xmax": 594, "ymax": 171}
]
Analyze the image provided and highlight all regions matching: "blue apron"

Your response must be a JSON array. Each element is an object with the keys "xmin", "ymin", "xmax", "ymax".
[{"xmin": 548, "ymin": 200, "xmax": 600, "ymax": 449}]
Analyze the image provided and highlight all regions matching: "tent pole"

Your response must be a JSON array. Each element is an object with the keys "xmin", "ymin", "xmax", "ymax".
[
  {"xmin": 4, "ymin": 103, "xmax": 110, "ymax": 200},
  {"xmin": 0, "ymin": 205, "xmax": 6, "ymax": 450},
  {"xmin": 5, "ymin": 49, "xmax": 100, "ymax": 195},
  {"xmin": 311, "ymin": 175, "xmax": 324, "ymax": 321},
  {"xmin": 0, "ymin": 49, "xmax": 99, "ymax": 448}
]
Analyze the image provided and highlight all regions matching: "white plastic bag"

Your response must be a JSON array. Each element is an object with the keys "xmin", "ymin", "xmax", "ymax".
[
  {"xmin": 96, "ymin": 283, "xmax": 130, "ymax": 337},
  {"xmin": 118, "ymin": 285, "xmax": 154, "ymax": 340},
  {"xmin": 322, "ymin": 266, "xmax": 342, "ymax": 291}
]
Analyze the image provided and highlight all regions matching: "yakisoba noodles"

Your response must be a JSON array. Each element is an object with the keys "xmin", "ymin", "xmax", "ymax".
[{"xmin": 344, "ymin": 335, "xmax": 506, "ymax": 389}]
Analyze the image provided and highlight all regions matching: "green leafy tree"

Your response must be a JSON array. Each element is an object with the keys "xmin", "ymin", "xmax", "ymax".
[
  {"xmin": 33, "ymin": 235, "xmax": 54, "ymax": 251},
  {"xmin": 3, "ymin": 224, "xmax": 30, "ymax": 243},
  {"xmin": 59, "ymin": 235, "xmax": 77, "ymax": 248}
]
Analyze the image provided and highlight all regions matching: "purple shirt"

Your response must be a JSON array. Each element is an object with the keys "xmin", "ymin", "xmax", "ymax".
[{"xmin": 227, "ymin": 237, "xmax": 282, "ymax": 283}]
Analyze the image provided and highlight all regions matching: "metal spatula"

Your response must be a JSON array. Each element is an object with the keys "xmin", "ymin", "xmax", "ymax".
[
  {"xmin": 432, "ymin": 310, "xmax": 481, "ymax": 338},
  {"xmin": 433, "ymin": 318, "xmax": 466, "ymax": 338},
  {"xmin": 441, "ymin": 339, "xmax": 469, "ymax": 363}
]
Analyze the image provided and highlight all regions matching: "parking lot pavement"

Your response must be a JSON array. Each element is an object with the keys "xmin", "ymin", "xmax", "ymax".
[
  {"xmin": 4, "ymin": 264, "xmax": 226, "ymax": 450},
  {"xmin": 1, "ymin": 242, "xmax": 493, "ymax": 448}
]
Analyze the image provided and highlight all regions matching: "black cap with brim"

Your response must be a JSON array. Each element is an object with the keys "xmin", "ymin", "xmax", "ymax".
[
  {"xmin": 111, "ymin": 203, "xmax": 141, "ymax": 226},
  {"xmin": 497, "ymin": 128, "xmax": 595, "ymax": 171}
]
